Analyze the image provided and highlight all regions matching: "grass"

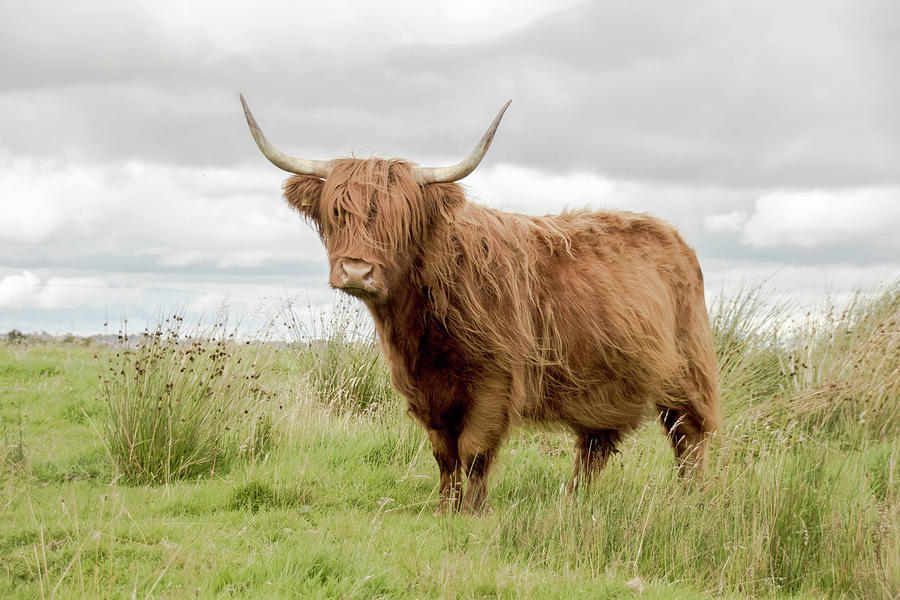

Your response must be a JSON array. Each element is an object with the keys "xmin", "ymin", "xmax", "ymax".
[
  {"xmin": 96, "ymin": 315, "xmax": 280, "ymax": 484},
  {"xmin": 282, "ymin": 295, "xmax": 397, "ymax": 413},
  {"xmin": 0, "ymin": 286, "xmax": 897, "ymax": 598}
]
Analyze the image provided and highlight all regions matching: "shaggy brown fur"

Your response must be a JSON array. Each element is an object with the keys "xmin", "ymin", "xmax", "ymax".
[{"xmin": 284, "ymin": 158, "xmax": 720, "ymax": 514}]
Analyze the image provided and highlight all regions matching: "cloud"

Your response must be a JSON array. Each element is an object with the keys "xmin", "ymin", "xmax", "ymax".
[
  {"xmin": 1, "ymin": 158, "xmax": 731, "ymax": 281},
  {"xmin": 8, "ymin": 155, "xmax": 898, "ymax": 286},
  {"xmin": 0, "ymin": 160, "xmax": 112, "ymax": 244},
  {"xmin": 704, "ymin": 211, "xmax": 748, "ymax": 233},
  {"xmin": 0, "ymin": 270, "xmax": 120, "ymax": 309},
  {"xmin": 0, "ymin": 158, "xmax": 324, "ymax": 272},
  {"xmin": 2, "ymin": 0, "xmax": 900, "ymax": 335},
  {"xmin": 0, "ymin": 265, "xmax": 340, "ymax": 334},
  {"xmin": 740, "ymin": 188, "xmax": 900, "ymax": 248},
  {"xmin": 466, "ymin": 165, "xmax": 748, "ymax": 242},
  {"xmin": 1, "ymin": 1, "xmax": 897, "ymax": 189},
  {"xmin": 465, "ymin": 165, "xmax": 618, "ymax": 214}
]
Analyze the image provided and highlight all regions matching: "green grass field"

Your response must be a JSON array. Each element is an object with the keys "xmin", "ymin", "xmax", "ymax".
[{"xmin": 1, "ymin": 288, "xmax": 897, "ymax": 599}]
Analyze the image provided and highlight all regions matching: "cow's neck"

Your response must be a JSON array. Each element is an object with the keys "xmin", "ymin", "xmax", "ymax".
[
  {"xmin": 367, "ymin": 278, "xmax": 423, "ymax": 351},
  {"xmin": 364, "ymin": 206, "xmax": 454, "ymax": 357},
  {"xmin": 363, "ymin": 198, "xmax": 465, "ymax": 392},
  {"xmin": 363, "ymin": 229, "xmax": 453, "ymax": 384}
]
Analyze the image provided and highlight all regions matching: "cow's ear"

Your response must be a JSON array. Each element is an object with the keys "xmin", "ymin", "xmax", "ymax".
[{"xmin": 283, "ymin": 175, "xmax": 325, "ymax": 221}]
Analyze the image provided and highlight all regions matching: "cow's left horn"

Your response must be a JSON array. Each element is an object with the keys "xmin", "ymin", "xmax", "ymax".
[
  {"xmin": 240, "ymin": 94, "xmax": 333, "ymax": 178},
  {"xmin": 414, "ymin": 100, "xmax": 511, "ymax": 184}
]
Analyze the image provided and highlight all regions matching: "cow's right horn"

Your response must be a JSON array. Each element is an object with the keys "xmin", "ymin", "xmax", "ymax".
[
  {"xmin": 240, "ymin": 94, "xmax": 333, "ymax": 178},
  {"xmin": 414, "ymin": 100, "xmax": 511, "ymax": 184}
]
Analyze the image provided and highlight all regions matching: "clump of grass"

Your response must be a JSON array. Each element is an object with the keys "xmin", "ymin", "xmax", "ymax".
[
  {"xmin": 227, "ymin": 479, "xmax": 308, "ymax": 513},
  {"xmin": 711, "ymin": 283, "xmax": 900, "ymax": 443},
  {"xmin": 97, "ymin": 314, "xmax": 275, "ymax": 485},
  {"xmin": 4, "ymin": 329, "xmax": 27, "ymax": 344},
  {"xmin": 0, "ymin": 401, "xmax": 28, "ymax": 477},
  {"xmin": 283, "ymin": 296, "xmax": 396, "ymax": 413},
  {"xmin": 710, "ymin": 284, "xmax": 791, "ymax": 421},
  {"xmin": 777, "ymin": 288, "xmax": 900, "ymax": 440}
]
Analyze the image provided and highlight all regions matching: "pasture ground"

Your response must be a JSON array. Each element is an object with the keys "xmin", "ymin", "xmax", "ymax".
[{"xmin": 0, "ymin": 289, "xmax": 897, "ymax": 599}]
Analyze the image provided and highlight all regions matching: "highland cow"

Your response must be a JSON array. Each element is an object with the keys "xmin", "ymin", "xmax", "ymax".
[{"xmin": 241, "ymin": 95, "xmax": 720, "ymax": 514}]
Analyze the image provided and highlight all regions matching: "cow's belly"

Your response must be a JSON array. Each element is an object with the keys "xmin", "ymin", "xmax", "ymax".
[{"xmin": 523, "ymin": 368, "xmax": 657, "ymax": 432}]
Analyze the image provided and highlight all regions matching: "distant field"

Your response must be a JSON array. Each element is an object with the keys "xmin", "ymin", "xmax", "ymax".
[{"xmin": 0, "ymin": 288, "xmax": 897, "ymax": 599}]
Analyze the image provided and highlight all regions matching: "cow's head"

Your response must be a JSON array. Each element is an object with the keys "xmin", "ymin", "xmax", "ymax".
[{"xmin": 240, "ymin": 95, "xmax": 509, "ymax": 303}]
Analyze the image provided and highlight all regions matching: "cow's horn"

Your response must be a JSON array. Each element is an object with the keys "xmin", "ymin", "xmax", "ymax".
[
  {"xmin": 414, "ymin": 100, "xmax": 511, "ymax": 184},
  {"xmin": 240, "ymin": 94, "xmax": 333, "ymax": 178}
]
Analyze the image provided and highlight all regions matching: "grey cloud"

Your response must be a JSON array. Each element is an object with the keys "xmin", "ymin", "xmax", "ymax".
[
  {"xmin": 0, "ymin": 243, "xmax": 327, "ymax": 279},
  {"xmin": 434, "ymin": 0, "xmax": 900, "ymax": 187},
  {"xmin": 3, "ymin": 1, "xmax": 898, "ymax": 188},
  {"xmin": 696, "ymin": 234, "xmax": 900, "ymax": 270}
]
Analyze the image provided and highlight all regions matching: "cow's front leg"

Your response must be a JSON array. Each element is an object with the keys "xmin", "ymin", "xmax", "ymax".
[
  {"xmin": 457, "ymin": 380, "xmax": 510, "ymax": 514},
  {"xmin": 427, "ymin": 428, "xmax": 461, "ymax": 514},
  {"xmin": 458, "ymin": 442, "xmax": 497, "ymax": 514}
]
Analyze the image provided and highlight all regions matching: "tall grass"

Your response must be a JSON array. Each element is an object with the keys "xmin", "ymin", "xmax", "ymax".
[
  {"xmin": 0, "ymin": 400, "xmax": 27, "ymax": 478},
  {"xmin": 282, "ymin": 296, "xmax": 397, "ymax": 413},
  {"xmin": 489, "ymin": 432, "xmax": 897, "ymax": 598},
  {"xmin": 59, "ymin": 284, "xmax": 896, "ymax": 598},
  {"xmin": 97, "ymin": 314, "xmax": 276, "ymax": 484},
  {"xmin": 776, "ymin": 289, "xmax": 900, "ymax": 440},
  {"xmin": 712, "ymin": 284, "xmax": 899, "ymax": 440},
  {"xmin": 273, "ymin": 285, "xmax": 898, "ymax": 596},
  {"xmin": 711, "ymin": 284, "xmax": 791, "ymax": 422}
]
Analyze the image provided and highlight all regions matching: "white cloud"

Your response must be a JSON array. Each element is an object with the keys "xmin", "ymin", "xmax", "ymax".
[
  {"xmin": 741, "ymin": 188, "xmax": 900, "ymax": 248},
  {"xmin": 2, "ymin": 0, "xmax": 898, "ymax": 337},
  {"xmin": 0, "ymin": 159, "xmax": 321, "ymax": 268},
  {"xmin": 705, "ymin": 211, "xmax": 748, "ymax": 232},
  {"xmin": 0, "ymin": 271, "xmax": 40, "ymax": 308},
  {"xmin": 0, "ymin": 160, "xmax": 112, "ymax": 244},
  {"xmin": 465, "ymin": 165, "xmax": 757, "ymax": 242},
  {"xmin": 465, "ymin": 165, "xmax": 618, "ymax": 214},
  {"xmin": 0, "ymin": 264, "xmax": 341, "ymax": 334},
  {"xmin": 0, "ymin": 270, "xmax": 118, "ymax": 309},
  {"xmin": 702, "ymin": 259, "xmax": 900, "ymax": 322}
]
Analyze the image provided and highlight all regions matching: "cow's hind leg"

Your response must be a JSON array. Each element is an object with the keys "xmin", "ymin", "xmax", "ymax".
[
  {"xmin": 657, "ymin": 405, "xmax": 712, "ymax": 477},
  {"xmin": 566, "ymin": 429, "xmax": 620, "ymax": 494},
  {"xmin": 427, "ymin": 428, "xmax": 461, "ymax": 515},
  {"xmin": 662, "ymin": 297, "xmax": 720, "ymax": 477}
]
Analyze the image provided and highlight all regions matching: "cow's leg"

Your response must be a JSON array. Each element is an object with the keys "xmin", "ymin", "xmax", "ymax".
[
  {"xmin": 566, "ymin": 429, "xmax": 619, "ymax": 494},
  {"xmin": 427, "ymin": 428, "xmax": 461, "ymax": 514},
  {"xmin": 458, "ymin": 444, "xmax": 497, "ymax": 514},
  {"xmin": 657, "ymin": 405, "xmax": 711, "ymax": 476},
  {"xmin": 456, "ymin": 386, "xmax": 510, "ymax": 514}
]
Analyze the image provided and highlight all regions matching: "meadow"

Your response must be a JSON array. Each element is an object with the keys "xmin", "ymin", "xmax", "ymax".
[{"xmin": 0, "ymin": 287, "xmax": 897, "ymax": 599}]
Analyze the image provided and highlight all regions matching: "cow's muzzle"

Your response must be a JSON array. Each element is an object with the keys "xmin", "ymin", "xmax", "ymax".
[{"xmin": 337, "ymin": 259, "xmax": 376, "ymax": 294}]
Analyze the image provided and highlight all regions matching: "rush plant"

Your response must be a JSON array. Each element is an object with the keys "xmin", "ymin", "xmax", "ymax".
[{"xmin": 98, "ymin": 315, "xmax": 273, "ymax": 484}]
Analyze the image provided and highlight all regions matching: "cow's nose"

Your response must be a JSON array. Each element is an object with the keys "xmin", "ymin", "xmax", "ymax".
[{"xmin": 341, "ymin": 261, "xmax": 373, "ymax": 286}]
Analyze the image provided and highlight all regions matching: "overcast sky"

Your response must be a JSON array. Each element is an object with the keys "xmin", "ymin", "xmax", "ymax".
[{"xmin": 1, "ymin": 0, "xmax": 898, "ymax": 335}]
